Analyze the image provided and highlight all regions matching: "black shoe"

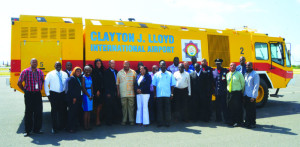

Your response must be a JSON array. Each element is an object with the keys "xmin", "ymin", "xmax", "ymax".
[
  {"xmin": 215, "ymin": 119, "xmax": 222, "ymax": 122},
  {"xmin": 227, "ymin": 122, "xmax": 234, "ymax": 126},
  {"xmin": 243, "ymin": 123, "xmax": 250, "ymax": 128},
  {"xmin": 248, "ymin": 124, "xmax": 256, "ymax": 129},
  {"xmin": 157, "ymin": 124, "xmax": 162, "ymax": 128},
  {"xmin": 51, "ymin": 129, "xmax": 57, "ymax": 134},
  {"xmin": 165, "ymin": 124, "xmax": 170, "ymax": 127},
  {"xmin": 33, "ymin": 130, "xmax": 44, "ymax": 134},
  {"xmin": 23, "ymin": 132, "xmax": 30, "ymax": 137},
  {"xmin": 67, "ymin": 129, "xmax": 76, "ymax": 133},
  {"xmin": 106, "ymin": 122, "xmax": 112, "ymax": 126},
  {"xmin": 233, "ymin": 123, "xmax": 241, "ymax": 127}
]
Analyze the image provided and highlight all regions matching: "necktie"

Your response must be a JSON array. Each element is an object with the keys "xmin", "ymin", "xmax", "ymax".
[
  {"xmin": 57, "ymin": 72, "xmax": 63, "ymax": 91},
  {"xmin": 111, "ymin": 69, "xmax": 116, "ymax": 81},
  {"xmin": 229, "ymin": 72, "xmax": 236, "ymax": 92}
]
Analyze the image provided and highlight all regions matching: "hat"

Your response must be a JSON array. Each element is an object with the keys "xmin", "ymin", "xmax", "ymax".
[{"xmin": 215, "ymin": 59, "xmax": 223, "ymax": 63}]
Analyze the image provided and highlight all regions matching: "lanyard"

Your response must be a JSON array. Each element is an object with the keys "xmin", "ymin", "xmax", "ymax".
[{"xmin": 76, "ymin": 77, "xmax": 81, "ymax": 86}]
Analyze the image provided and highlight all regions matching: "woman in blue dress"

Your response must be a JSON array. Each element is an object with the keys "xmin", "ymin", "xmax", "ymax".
[{"xmin": 82, "ymin": 66, "xmax": 93, "ymax": 130}]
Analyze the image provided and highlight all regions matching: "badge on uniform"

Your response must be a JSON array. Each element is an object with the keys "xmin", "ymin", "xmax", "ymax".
[
  {"xmin": 208, "ymin": 70, "xmax": 210, "ymax": 72},
  {"xmin": 222, "ymin": 75, "xmax": 226, "ymax": 80},
  {"xmin": 35, "ymin": 83, "xmax": 39, "ymax": 89}
]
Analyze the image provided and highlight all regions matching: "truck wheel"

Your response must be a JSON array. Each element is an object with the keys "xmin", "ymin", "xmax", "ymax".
[{"xmin": 256, "ymin": 79, "xmax": 269, "ymax": 108}]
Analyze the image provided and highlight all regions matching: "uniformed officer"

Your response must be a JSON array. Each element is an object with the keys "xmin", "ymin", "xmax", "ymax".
[
  {"xmin": 201, "ymin": 58, "xmax": 213, "ymax": 120},
  {"xmin": 212, "ymin": 59, "xmax": 229, "ymax": 123}
]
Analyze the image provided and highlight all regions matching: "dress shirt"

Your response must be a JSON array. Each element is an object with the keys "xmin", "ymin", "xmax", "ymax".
[
  {"xmin": 174, "ymin": 71, "xmax": 191, "ymax": 95},
  {"xmin": 167, "ymin": 64, "xmax": 179, "ymax": 74},
  {"xmin": 18, "ymin": 67, "xmax": 44, "ymax": 92},
  {"xmin": 226, "ymin": 71, "xmax": 245, "ymax": 92},
  {"xmin": 149, "ymin": 72, "xmax": 155, "ymax": 92},
  {"xmin": 152, "ymin": 71, "xmax": 176, "ymax": 97},
  {"xmin": 189, "ymin": 64, "xmax": 195, "ymax": 71},
  {"xmin": 116, "ymin": 69, "xmax": 136, "ymax": 98},
  {"xmin": 44, "ymin": 70, "xmax": 68, "ymax": 96},
  {"xmin": 236, "ymin": 64, "xmax": 246, "ymax": 76},
  {"xmin": 185, "ymin": 69, "xmax": 193, "ymax": 74},
  {"xmin": 196, "ymin": 70, "xmax": 201, "ymax": 77},
  {"xmin": 66, "ymin": 70, "xmax": 72, "ymax": 76},
  {"xmin": 137, "ymin": 75, "xmax": 144, "ymax": 86},
  {"xmin": 244, "ymin": 70, "xmax": 260, "ymax": 98}
]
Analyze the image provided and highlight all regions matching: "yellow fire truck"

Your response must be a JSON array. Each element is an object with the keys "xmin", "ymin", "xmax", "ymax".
[{"xmin": 10, "ymin": 15, "xmax": 293, "ymax": 107}]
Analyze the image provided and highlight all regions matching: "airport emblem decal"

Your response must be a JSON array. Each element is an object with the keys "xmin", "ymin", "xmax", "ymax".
[{"xmin": 181, "ymin": 39, "xmax": 202, "ymax": 61}]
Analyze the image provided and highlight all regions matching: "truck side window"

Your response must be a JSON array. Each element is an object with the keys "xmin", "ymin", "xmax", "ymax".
[
  {"xmin": 255, "ymin": 43, "xmax": 269, "ymax": 60},
  {"xmin": 270, "ymin": 43, "xmax": 284, "ymax": 65},
  {"xmin": 285, "ymin": 46, "xmax": 291, "ymax": 67}
]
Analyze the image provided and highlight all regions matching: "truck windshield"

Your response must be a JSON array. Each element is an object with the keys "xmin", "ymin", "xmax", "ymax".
[{"xmin": 271, "ymin": 43, "xmax": 284, "ymax": 65}]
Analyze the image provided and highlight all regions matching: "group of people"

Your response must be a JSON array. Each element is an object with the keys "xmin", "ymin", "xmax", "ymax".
[{"xmin": 18, "ymin": 56, "xmax": 259, "ymax": 137}]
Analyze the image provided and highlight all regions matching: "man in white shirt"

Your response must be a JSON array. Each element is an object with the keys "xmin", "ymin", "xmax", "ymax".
[
  {"xmin": 243, "ymin": 62, "xmax": 259, "ymax": 128},
  {"xmin": 173, "ymin": 63, "xmax": 191, "ymax": 122},
  {"xmin": 44, "ymin": 62, "xmax": 68, "ymax": 134}
]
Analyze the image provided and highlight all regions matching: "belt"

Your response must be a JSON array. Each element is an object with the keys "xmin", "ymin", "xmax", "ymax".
[
  {"xmin": 25, "ymin": 90, "xmax": 41, "ymax": 93},
  {"xmin": 175, "ymin": 87, "xmax": 188, "ymax": 90}
]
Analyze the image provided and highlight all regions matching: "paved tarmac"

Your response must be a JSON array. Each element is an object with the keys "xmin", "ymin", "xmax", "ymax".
[{"xmin": 0, "ymin": 75, "xmax": 299, "ymax": 147}]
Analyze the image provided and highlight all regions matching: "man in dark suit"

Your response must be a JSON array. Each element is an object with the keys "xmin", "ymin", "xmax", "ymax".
[
  {"xmin": 201, "ymin": 58, "xmax": 213, "ymax": 120},
  {"xmin": 190, "ymin": 63, "xmax": 210, "ymax": 122},
  {"xmin": 103, "ymin": 60, "xmax": 121, "ymax": 125}
]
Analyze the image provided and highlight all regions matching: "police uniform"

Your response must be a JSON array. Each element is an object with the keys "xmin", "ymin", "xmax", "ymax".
[{"xmin": 212, "ymin": 59, "xmax": 229, "ymax": 123}]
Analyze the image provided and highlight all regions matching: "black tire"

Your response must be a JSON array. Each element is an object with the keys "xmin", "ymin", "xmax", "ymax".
[{"xmin": 256, "ymin": 78, "xmax": 269, "ymax": 108}]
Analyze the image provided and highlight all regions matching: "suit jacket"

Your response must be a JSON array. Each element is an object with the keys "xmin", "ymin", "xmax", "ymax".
[
  {"xmin": 66, "ymin": 76, "xmax": 82, "ymax": 103},
  {"xmin": 103, "ymin": 68, "xmax": 118, "ymax": 97},
  {"xmin": 202, "ymin": 66, "xmax": 214, "ymax": 95},
  {"xmin": 134, "ymin": 73, "xmax": 152, "ymax": 94},
  {"xmin": 64, "ymin": 70, "xmax": 71, "ymax": 77},
  {"xmin": 190, "ymin": 70, "xmax": 210, "ymax": 98}
]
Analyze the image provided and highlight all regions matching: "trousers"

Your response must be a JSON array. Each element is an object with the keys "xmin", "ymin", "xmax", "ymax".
[
  {"xmin": 24, "ymin": 91, "xmax": 43, "ymax": 133},
  {"xmin": 227, "ymin": 91, "xmax": 243, "ymax": 124},
  {"xmin": 156, "ymin": 97, "xmax": 171, "ymax": 125},
  {"xmin": 121, "ymin": 97, "xmax": 135, "ymax": 123},
  {"xmin": 173, "ymin": 88, "xmax": 189, "ymax": 121},
  {"xmin": 244, "ymin": 96, "xmax": 256, "ymax": 125},
  {"xmin": 136, "ymin": 94, "xmax": 150, "ymax": 125}
]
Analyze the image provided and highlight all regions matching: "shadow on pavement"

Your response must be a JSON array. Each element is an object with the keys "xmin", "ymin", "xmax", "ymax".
[
  {"xmin": 16, "ymin": 112, "xmax": 203, "ymax": 146},
  {"xmin": 15, "ymin": 98, "xmax": 300, "ymax": 145},
  {"xmin": 257, "ymin": 99, "xmax": 300, "ymax": 119},
  {"xmin": 251, "ymin": 124, "xmax": 297, "ymax": 135}
]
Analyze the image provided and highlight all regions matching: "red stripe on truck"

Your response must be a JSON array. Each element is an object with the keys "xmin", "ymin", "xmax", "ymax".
[{"xmin": 11, "ymin": 60, "xmax": 21, "ymax": 72}]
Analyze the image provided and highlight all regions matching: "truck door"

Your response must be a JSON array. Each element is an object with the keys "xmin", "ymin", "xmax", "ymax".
[
  {"xmin": 20, "ymin": 41, "xmax": 62, "ymax": 73},
  {"xmin": 269, "ymin": 42, "xmax": 286, "ymax": 88}
]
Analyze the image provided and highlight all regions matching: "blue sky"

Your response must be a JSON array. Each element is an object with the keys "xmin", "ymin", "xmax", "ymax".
[{"xmin": 0, "ymin": 0, "xmax": 299, "ymax": 64}]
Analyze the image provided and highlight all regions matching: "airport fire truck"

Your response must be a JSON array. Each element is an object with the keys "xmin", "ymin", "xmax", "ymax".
[{"xmin": 10, "ymin": 15, "xmax": 293, "ymax": 107}]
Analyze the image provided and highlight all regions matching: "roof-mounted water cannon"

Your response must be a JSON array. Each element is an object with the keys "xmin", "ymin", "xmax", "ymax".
[{"xmin": 128, "ymin": 18, "xmax": 135, "ymax": 22}]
